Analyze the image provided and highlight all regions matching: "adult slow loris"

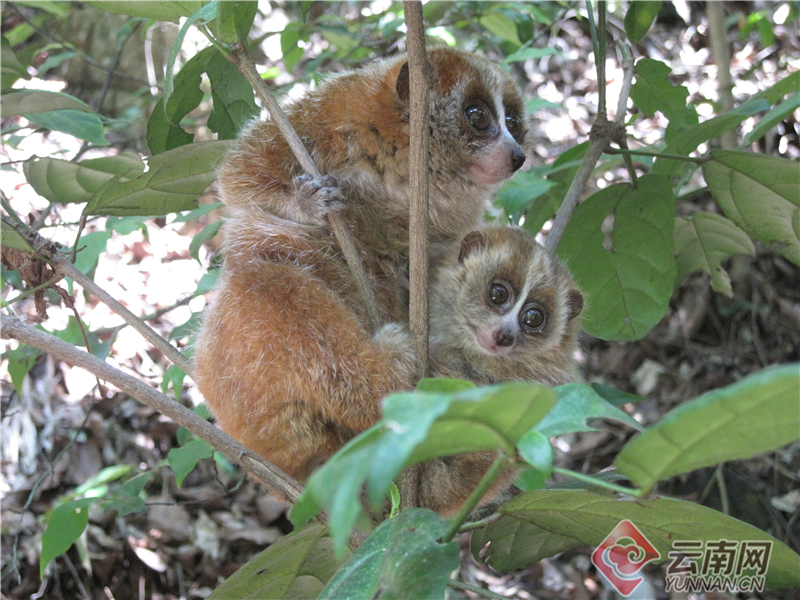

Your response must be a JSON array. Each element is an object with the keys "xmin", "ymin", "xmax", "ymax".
[
  {"xmin": 403, "ymin": 226, "xmax": 584, "ymax": 516},
  {"xmin": 193, "ymin": 48, "xmax": 528, "ymax": 482}
]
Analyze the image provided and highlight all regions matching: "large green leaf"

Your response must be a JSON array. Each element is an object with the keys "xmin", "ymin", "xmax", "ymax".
[
  {"xmin": 292, "ymin": 383, "xmax": 556, "ymax": 554},
  {"xmin": 146, "ymin": 47, "xmax": 215, "ymax": 154},
  {"xmin": 653, "ymin": 71, "xmax": 800, "ymax": 180},
  {"xmin": 479, "ymin": 490, "xmax": 800, "ymax": 589},
  {"xmin": 615, "ymin": 364, "xmax": 800, "ymax": 494},
  {"xmin": 26, "ymin": 109, "xmax": 108, "ymax": 146},
  {"xmin": 557, "ymin": 174, "xmax": 677, "ymax": 341},
  {"xmin": 40, "ymin": 497, "xmax": 95, "ymax": 578},
  {"xmin": 84, "ymin": 1, "xmax": 210, "ymax": 22},
  {"xmin": 319, "ymin": 509, "xmax": 459, "ymax": 600},
  {"xmin": 630, "ymin": 59, "xmax": 698, "ymax": 136},
  {"xmin": 1, "ymin": 35, "xmax": 31, "ymax": 89},
  {"xmin": 24, "ymin": 153, "xmax": 145, "ymax": 205},
  {"xmin": 703, "ymin": 150, "xmax": 800, "ymax": 265},
  {"xmin": 0, "ymin": 218, "xmax": 35, "ymax": 252},
  {"xmin": 83, "ymin": 140, "xmax": 234, "ymax": 216},
  {"xmin": 206, "ymin": 50, "xmax": 259, "ymax": 139},
  {"xmin": 624, "ymin": 1, "xmax": 662, "ymax": 44},
  {"xmin": 1, "ymin": 90, "xmax": 94, "ymax": 116},
  {"xmin": 214, "ymin": 1, "xmax": 258, "ymax": 44},
  {"xmin": 674, "ymin": 212, "xmax": 756, "ymax": 296},
  {"xmin": 167, "ymin": 439, "xmax": 213, "ymax": 488},
  {"xmin": 208, "ymin": 524, "xmax": 349, "ymax": 600},
  {"xmin": 535, "ymin": 383, "xmax": 643, "ymax": 438}
]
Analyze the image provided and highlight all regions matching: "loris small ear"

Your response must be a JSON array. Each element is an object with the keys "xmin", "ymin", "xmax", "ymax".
[
  {"xmin": 396, "ymin": 62, "xmax": 410, "ymax": 103},
  {"xmin": 459, "ymin": 231, "xmax": 489, "ymax": 263},
  {"xmin": 566, "ymin": 289, "xmax": 584, "ymax": 321}
]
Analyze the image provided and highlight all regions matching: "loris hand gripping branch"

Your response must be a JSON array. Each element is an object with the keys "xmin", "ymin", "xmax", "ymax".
[{"xmin": 193, "ymin": 48, "xmax": 528, "ymax": 483}]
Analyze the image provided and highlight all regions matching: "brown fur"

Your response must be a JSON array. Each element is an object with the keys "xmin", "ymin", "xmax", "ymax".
[{"xmin": 194, "ymin": 49, "xmax": 527, "ymax": 487}]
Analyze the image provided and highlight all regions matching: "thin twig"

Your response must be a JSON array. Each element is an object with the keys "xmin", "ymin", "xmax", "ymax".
[
  {"xmin": 226, "ymin": 43, "xmax": 382, "ymax": 333},
  {"xmin": 441, "ymin": 453, "xmax": 509, "ymax": 544},
  {"xmin": 403, "ymin": 0, "xmax": 431, "ymax": 378},
  {"xmin": 0, "ymin": 314, "xmax": 306, "ymax": 505}
]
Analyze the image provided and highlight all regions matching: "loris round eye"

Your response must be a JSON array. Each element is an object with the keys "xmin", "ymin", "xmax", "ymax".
[
  {"xmin": 520, "ymin": 305, "xmax": 546, "ymax": 332},
  {"xmin": 488, "ymin": 282, "xmax": 509, "ymax": 305},
  {"xmin": 466, "ymin": 103, "xmax": 491, "ymax": 131},
  {"xmin": 505, "ymin": 113, "xmax": 522, "ymax": 139}
]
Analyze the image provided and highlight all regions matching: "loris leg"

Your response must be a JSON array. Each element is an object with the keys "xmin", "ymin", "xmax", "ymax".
[{"xmin": 398, "ymin": 452, "xmax": 516, "ymax": 518}]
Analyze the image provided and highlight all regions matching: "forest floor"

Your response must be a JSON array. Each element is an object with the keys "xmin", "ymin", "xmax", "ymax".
[{"xmin": 2, "ymin": 5, "xmax": 799, "ymax": 600}]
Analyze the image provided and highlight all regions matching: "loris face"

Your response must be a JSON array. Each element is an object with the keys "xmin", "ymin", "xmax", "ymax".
[
  {"xmin": 397, "ymin": 48, "xmax": 528, "ymax": 187},
  {"xmin": 444, "ymin": 228, "xmax": 583, "ymax": 360}
]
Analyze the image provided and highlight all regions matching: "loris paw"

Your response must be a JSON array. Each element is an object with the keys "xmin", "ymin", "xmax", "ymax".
[
  {"xmin": 372, "ymin": 323, "xmax": 418, "ymax": 385},
  {"xmin": 294, "ymin": 174, "xmax": 345, "ymax": 224}
]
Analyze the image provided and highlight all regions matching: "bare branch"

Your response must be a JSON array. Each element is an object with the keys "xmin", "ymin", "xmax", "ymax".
[
  {"xmin": 0, "ymin": 314, "xmax": 305, "ymax": 504},
  {"xmin": 403, "ymin": 0, "xmax": 430, "ymax": 377},
  {"xmin": 226, "ymin": 43, "xmax": 382, "ymax": 333}
]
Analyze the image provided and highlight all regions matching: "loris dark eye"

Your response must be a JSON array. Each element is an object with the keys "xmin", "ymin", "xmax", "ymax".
[
  {"xmin": 505, "ymin": 112, "xmax": 522, "ymax": 140},
  {"xmin": 520, "ymin": 305, "xmax": 546, "ymax": 332},
  {"xmin": 488, "ymin": 282, "xmax": 509, "ymax": 306},
  {"xmin": 466, "ymin": 103, "xmax": 492, "ymax": 132}
]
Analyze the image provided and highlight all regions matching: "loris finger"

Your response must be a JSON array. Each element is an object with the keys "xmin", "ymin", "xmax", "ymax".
[{"xmin": 294, "ymin": 174, "xmax": 345, "ymax": 223}]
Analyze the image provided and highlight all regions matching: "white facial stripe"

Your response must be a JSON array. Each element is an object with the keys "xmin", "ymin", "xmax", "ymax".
[{"xmin": 492, "ymin": 88, "xmax": 515, "ymax": 141}]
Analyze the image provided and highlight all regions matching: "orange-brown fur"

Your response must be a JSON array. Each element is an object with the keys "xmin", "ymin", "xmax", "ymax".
[{"xmin": 194, "ymin": 48, "xmax": 528, "ymax": 488}]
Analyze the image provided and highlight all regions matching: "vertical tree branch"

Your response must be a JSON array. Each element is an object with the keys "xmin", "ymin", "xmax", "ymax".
[
  {"xmin": 403, "ymin": 0, "xmax": 430, "ymax": 377},
  {"xmin": 707, "ymin": 1, "xmax": 737, "ymax": 149},
  {"xmin": 227, "ymin": 44, "xmax": 382, "ymax": 333}
]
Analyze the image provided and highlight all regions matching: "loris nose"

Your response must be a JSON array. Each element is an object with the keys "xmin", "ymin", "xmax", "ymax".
[
  {"xmin": 511, "ymin": 146, "xmax": 526, "ymax": 172},
  {"xmin": 495, "ymin": 328, "xmax": 515, "ymax": 347}
]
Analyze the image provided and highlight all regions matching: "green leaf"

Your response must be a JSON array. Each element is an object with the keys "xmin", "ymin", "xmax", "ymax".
[
  {"xmin": 480, "ymin": 10, "xmax": 522, "ymax": 46},
  {"xmin": 615, "ymin": 364, "xmax": 800, "ymax": 495},
  {"xmin": 293, "ymin": 383, "xmax": 556, "ymax": 554},
  {"xmin": 471, "ymin": 508, "xmax": 579, "ymax": 571},
  {"xmin": 4, "ymin": 344, "xmax": 41, "ymax": 395},
  {"xmin": 168, "ymin": 439, "xmax": 214, "ymax": 487},
  {"xmin": 73, "ymin": 465, "xmax": 130, "ymax": 497},
  {"xmin": 106, "ymin": 216, "xmax": 149, "ymax": 236},
  {"xmin": 161, "ymin": 363, "xmax": 187, "ymax": 400},
  {"xmin": 1, "ymin": 90, "xmax": 94, "ymax": 116},
  {"xmin": 557, "ymin": 174, "xmax": 677, "ymax": 341},
  {"xmin": 208, "ymin": 524, "xmax": 348, "ymax": 600},
  {"xmin": 0, "ymin": 219, "xmax": 35, "ymax": 252},
  {"xmin": 703, "ymin": 150, "xmax": 800, "ymax": 266},
  {"xmin": 162, "ymin": 2, "xmax": 218, "ymax": 118},
  {"xmin": 72, "ymin": 231, "xmax": 110, "ymax": 276},
  {"xmin": 505, "ymin": 46, "xmax": 560, "ymax": 62},
  {"xmin": 189, "ymin": 220, "xmax": 222, "ymax": 261},
  {"xmin": 1, "ymin": 36, "xmax": 32, "ymax": 89},
  {"xmin": 104, "ymin": 496, "xmax": 146, "ymax": 517},
  {"xmin": 624, "ymin": 1, "xmax": 662, "ymax": 44},
  {"xmin": 146, "ymin": 47, "xmax": 214, "ymax": 154},
  {"xmin": 84, "ymin": 1, "xmax": 210, "ymax": 22},
  {"xmin": 83, "ymin": 140, "xmax": 234, "ymax": 216},
  {"xmin": 517, "ymin": 430, "xmax": 553, "ymax": 477},
  {"xmin": 481, "ymin": 490, "xmax": 800, "ymax": 589},
  {"xmin": 415, "ymin": 378, "xmax": 475, "ymax": 394},
  {"xmin": 674, "ymin": 212, "xmax": 756, "ymax": 296},
  {"xmin": 630, "ymin": 59, "xmax": 698, "ymax": 134},
  {"xmin": 24, "ymin": 153, "xmax": 146, "ymax": 205},
  {"xmin": 590, "ymin": 383, "xmax": 646, "ymax": 408},
  {"xmin": 319, "ymin": 509, "xmax": 459, "ymax": 600},
  {"xmin": 495, "ymin": 169, "xmax": 557, "ymax": 217},
  {"xmin": 169, "ymin": 311, "xmax": 202, "ymax": 341},
  {"xmin": 40, "ymin": 498, "xmax": 95, "ymax": 578},
  {"xmin": 214, "ymin": 1, "xmax": 257, "ymax": 43},
  {"xmin": 536, "ymin": 383, "xmax": 643, "ymax": 438},
  {"xmin": 27, "ymin": 109, "xmax": 107, "ymax": 146},
  {"xmin": 743, "ymin": 92, "xmax": 800, "ymax": 147},
  {"xmin": 206, "ymin": 51, "xmax": 259, "ymax": 139},
  {"xmin": 116, "ymin": 472, "xmax": 154, "ymax": 498}
]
